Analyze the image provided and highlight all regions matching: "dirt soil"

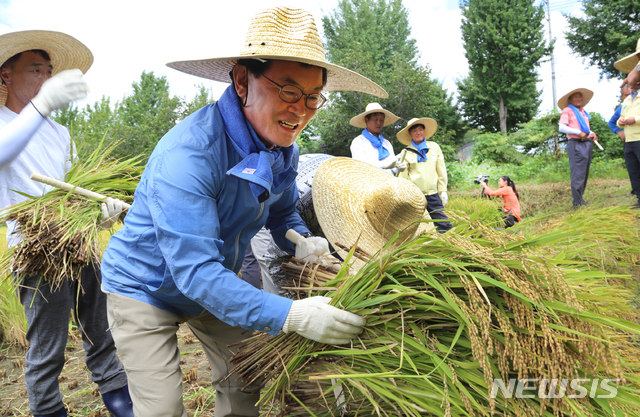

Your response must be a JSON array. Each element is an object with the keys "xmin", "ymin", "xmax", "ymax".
[{"xmin": 0, "ymin": 324, "xmax": 217, "ymax": 416}]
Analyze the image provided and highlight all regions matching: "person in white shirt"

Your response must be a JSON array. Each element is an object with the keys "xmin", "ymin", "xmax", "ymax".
[
  {"xmin": 0, "ymin": 30, "xmax": 132, "ymax": 417},
  {"xmin": 349, "ymin": 102, "xmax": 406, "ymax": 174}
]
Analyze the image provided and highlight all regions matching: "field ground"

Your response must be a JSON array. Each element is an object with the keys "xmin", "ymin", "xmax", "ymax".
[{"xmin": 0, "ymin": 178, "xmax": 638, "ymax": 416}]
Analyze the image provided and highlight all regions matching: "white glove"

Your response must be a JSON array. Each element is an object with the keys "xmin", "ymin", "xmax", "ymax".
[
  {"xmin": 282, "ymin": 296, "xmax": 366, "ymax": 344},
  {"xmin": 396, "ymin": 161, "xmax": 407, "ymax": 172},
  {"xmin": 100, "ymin": 197, "xmax": 124, "ymax": 230},
  {"xmin": 295, "ymin": 235, "xmax": 330, "ymax": 264},
  {"xmin": 440, "ymin": 191, "xmax": 448, "ymax": 206},
  {"xmin": 381, "ymin": 157, "xmax": 397, "ymax": 170},
  {"xmin": 31, "ymin": 69, "xmax": 89, "ymax": 117}
]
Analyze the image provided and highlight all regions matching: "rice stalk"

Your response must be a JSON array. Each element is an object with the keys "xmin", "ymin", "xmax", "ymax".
[
  {"xmin": 229, "ymin": 206, "xmax": 640, "ymax": 416},
  {"xmin": 0, "ymin": 139, "xmax": 143, "ymax": 291}
]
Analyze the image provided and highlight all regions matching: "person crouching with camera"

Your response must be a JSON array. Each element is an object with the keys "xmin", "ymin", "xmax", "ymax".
[{"xmin": 479, "ymin": 176, "xmax": 521, "ymax": 228}]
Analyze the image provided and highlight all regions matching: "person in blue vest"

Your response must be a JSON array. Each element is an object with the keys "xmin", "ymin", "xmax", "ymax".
[
  {"xmin": 558, "ymin": 88, "xmax": 600, "ymax": 208},
  {"xmin": 349, "ymin": 102, "xmax": 406, "ymax": 175},
  {"xmin": 100, "ymin": 7, "xmax": 388, "ymax": 417}
]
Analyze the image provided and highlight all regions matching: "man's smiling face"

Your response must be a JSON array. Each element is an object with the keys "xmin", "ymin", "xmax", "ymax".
[{"xmin": 237, "ymin": 60, "xmax": 323, "ymax": 148}]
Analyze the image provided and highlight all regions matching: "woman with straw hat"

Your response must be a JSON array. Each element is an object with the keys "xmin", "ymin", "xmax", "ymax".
[
  {"xmin": 558, "ymin": 88, "xmax": 598, "ymax": 208},
  {"xmin": 396, "ymin": 117, "xmax": 453, "ymax": 233},
  {"xmin": 349, "ymin": 102, "xmax": 405, "ymax": 174},
  {"xmin": 615, "ymin": 41, "xmax": 640, "ymax": 209},
  {"xmin": 101, "ymin": 6, "xmax": 387, "ymax": 416},
  {"xmin": 0, "ymin": 31, "xmax": 133, "ymax": 417}
]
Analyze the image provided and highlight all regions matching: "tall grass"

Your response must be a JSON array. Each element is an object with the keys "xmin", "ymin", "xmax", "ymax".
[
  {"xmin": 0, "ymin": 225, "xmax": 27, "ymax": 347},
  {"xmin": 230, "ymin": 206, "xmax": 640, "ymax": 416}
]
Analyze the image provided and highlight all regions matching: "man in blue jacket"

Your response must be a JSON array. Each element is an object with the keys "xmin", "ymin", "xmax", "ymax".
[{"xmin": 101, "ymin": 6, "xmax": 387, "ymax": 417}]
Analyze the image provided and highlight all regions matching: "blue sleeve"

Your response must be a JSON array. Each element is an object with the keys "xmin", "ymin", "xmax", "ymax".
[
  {"xmin": 609, "ymin": 106, "xmax": 622, "ymax": 134},
  {"xmin": 266, "ymin": 143, "xmax": 310, "ymax": 253},
  {"xmin": 266, "ymin": 180, "xmax": 310, "ymax": 254},
  {"xmin": 148, "ymin": 142, "xmax": 291, "ymax": 335}
]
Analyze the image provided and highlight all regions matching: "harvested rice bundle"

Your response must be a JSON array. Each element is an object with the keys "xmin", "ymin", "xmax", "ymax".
[
  {"xmin": 230, "ymin": 207, "xmax": 640, "ymax": 417},
  {"xmin": 0, "ymin": 141, "xmax": 142, "ymax": 290}
]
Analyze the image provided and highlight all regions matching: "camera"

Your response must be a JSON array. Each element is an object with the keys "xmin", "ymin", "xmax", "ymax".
[{"xmin": 473, "ymin": 175, "xmax": 489, "ymax": 185}]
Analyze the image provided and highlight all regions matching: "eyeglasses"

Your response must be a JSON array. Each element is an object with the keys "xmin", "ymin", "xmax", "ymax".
[{"xmin": 259, "ymin": 73, "xmax": 327, "ymax": 110}]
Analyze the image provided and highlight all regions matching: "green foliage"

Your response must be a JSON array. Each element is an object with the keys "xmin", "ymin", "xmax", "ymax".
[
  {"xmin": 52, "ymin": 73, "xmax": 215, "ymax": 163},
  {"xmin": 564, "ymin": 0, "xmax": 640, "ymax": 79},
  {"xmin": 589, "ymin": 112, "xmax": 625, "ymax": 160},
  {"xmin": 316, "ymin": 0, "xmax": 467, "ymax": 157},
  {"xmin": 471, "ymin": 132, "xmax": 523, "ymax": 165},
  {"xmin": 459, "ymin": 0, "xmax": 551, "ymax": 134},
  {"xmin": 509, "ymin": 110, "xmax": 561, "ymax": 154},
  {"xmin": 457, "ymin": 74, "xmax": 540, "ymax": 134},
  {"xmin": 449, "ymin": 154, "xmax": 628, "ymax": 189},
  {"xmin": 296, "ymin": 124, "xmax": 324, "ymax": 154}
]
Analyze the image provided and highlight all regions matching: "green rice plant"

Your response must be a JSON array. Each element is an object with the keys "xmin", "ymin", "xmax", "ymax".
[
  {"xmin": 0, "ymin": 139, "xmax": 142, "ymax": 292},
  {"xmin": 0, "ymin": 225, "xmax": 28, "ymax": 347},
  {"xmin": 230, "ymin": 207, "xmax": 640, "ymax": 416},
  {"xmin": 446, "ymin": 195, "xmax": 504, "ymax": 227}
]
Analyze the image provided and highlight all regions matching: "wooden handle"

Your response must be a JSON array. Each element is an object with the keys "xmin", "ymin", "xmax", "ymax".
[
  {"xmin": 285, "ymin": 229, "xmax": 303, "ymax": 244},
  {"xmin": 30, "ymin": 172, "xmax": 131, "ymax": 209}
]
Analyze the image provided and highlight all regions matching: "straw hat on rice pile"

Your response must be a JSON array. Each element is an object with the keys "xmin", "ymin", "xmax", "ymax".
[{"xmin": 312, "ymin": 157, "xmax": 435, "ymax": 264}]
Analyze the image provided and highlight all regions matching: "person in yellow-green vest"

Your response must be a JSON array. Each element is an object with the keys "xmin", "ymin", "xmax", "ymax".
[{"xmin": 396, "ymin": 117, "xmax": 452, "ymax": 233}]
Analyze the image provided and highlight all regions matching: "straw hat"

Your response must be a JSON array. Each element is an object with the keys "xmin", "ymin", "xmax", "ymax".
[
  {"xmin": 396, "ymin": 117, "xmax": 438, "ymax": 146},
  {"xmin": 0, "ymin": 30, "xmax": 93, "ymax": 107},
  {"xmin": 349, "ymin": 102, "xmax": 400, "ymax": 128},
  {"xmin": 614, "ymin": 38, "xmax": 640, "ymax": 74},
  {"xmin": 557, "ymin": 88, "xmax": 593, "ymax": 110},
  {"xmin": 167, "ymin": 7, "xmax": 387, "ymax": 98},
  {"xmin": 313, "ymin": 157, "xmax": 434, "ymax": 265}
]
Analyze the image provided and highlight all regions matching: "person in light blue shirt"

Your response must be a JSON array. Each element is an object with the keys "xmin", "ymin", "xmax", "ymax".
[
  {"xmin": 608, "ymin": 84, "xmax": 631, "ymax": 141},
  {"xmin": 100, "ymin": 7, "xmax": 387, "ymax": 417}
]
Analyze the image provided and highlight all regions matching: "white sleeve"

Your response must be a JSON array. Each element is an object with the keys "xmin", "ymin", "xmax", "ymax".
[
  {"xmin": 0, "ymin": 104, "xmax": 45, "ymax": 169},
  {"xmin": 558, "ymin": 123, "xmax": 581, "ymax": 135},
  {"xmin": 350, "ymin": 137, "xmax": 369, "ymax": 162}
]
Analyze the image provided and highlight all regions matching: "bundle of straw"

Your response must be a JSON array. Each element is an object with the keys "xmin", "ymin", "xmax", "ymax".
[
  {"xmin": 230, "ymin": 207, "xmax": 640, "ymax": 416},
  {"xmin": 0, "ymin": 141, "xmax": 143, "ymax": 291}
]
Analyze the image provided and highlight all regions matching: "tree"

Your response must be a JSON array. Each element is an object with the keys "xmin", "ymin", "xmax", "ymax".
[
  {"xmin": 459, "ymin": 0, "xmax": 551, "ymax": 135},
  {"xmin": 457, "ymin": 73, "xmax": 540, "ymax": 134},
  {"xmin": 316, "ymin": 0, "xmax": 466, "ymax": 158},
  {"xmin": 53, "ymin": 73, "xmax": 215, "ymax": 162},
  {"xmin": 564, "ymin": 0, "xmax": 640, "ymax": 79},
  {"xmin": 109, "ymin": 71, "xmax": 182, "ymax": 160}
]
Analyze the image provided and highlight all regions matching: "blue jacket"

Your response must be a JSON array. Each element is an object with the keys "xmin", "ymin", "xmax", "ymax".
[
  {"xmin": 101, "ymin": 102, "xmax": 310, "ymax": 335},
  {"xmin": 608, "ymin": 106, "xmax": 622, "ymax": 134}
]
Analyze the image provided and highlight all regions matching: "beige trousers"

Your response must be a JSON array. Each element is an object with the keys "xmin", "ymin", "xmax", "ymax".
[{"xmin": 106, "ymin": 293, "xmax": 261, "ymax": 417}]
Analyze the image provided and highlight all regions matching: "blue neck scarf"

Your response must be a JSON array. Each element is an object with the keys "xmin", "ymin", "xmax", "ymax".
[
  {"xmin": 568, "ymin": 104, "xmax": 591, "ymax": 134},
  {"xmin": 411, "ymin": 139, "xmax": 429, "ymax": 162},
  {"xmin": 362, "ymin": 129, "xmax": 390, "ymax": 161},
  {"xmin": 218, "ymin": 85, "xmax": 297, "ymax": 203}
]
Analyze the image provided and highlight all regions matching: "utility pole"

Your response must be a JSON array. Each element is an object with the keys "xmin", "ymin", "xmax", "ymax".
[
  {"xmin": 545, "ymin": 0, "xmax": 558, "ymax": 110},
  {"xmin": 545, "ymin": 0, "xmax": 559, "ymax": 153}
]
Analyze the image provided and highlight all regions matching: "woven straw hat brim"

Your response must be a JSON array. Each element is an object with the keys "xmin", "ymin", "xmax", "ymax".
[
  {"xmin": 396, "ymin": 117, "xmax": 438, "ymax": 146},
  {"xmin": 167, "ymin": 55, "xmax": 388, "ymax": 98},
  {"xmin": 0, "ymin": 30, "xmax": 93, "ymax": 107},
  {"xmin": 614, "ymin": 39, "xmax": 640, "ymax": 74},
  {"xmin": 557, "ymin": 88, "xmax": 593, "ymax": 110},
  {"xmin": 313, "ymin": 157, "xmax": 434, "ymax": 268},
  {"xmin": 166, "ymin": 7, "xmax": 387, "ymax": 98},
  {"xmin": 349, "ymin": 106, "xmax": 400, "ymax": 128}
]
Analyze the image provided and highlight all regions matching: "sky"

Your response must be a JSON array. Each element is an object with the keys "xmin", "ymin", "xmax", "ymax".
[{"xmin": 0, "ymin": 0, "xmax": 625, "ymax": 121}]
